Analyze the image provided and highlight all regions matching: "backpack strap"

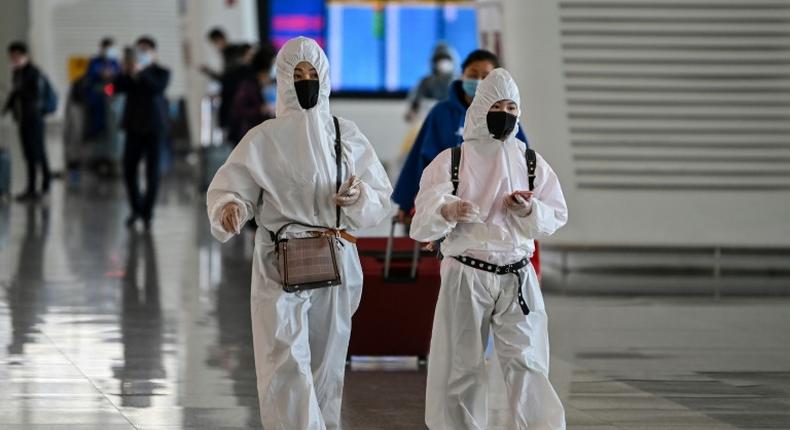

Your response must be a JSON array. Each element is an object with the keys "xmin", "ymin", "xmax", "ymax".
[
  {"xmin": 525, "ymin": 148, "xmax": 537, "ymax": 192},
  {"xmin": 333, "ymin": 116, "xmax": 342, "ymax": 228},
  {"xmin": 450, "ymin": 146, "xmax": 461, "ymax": 196}
]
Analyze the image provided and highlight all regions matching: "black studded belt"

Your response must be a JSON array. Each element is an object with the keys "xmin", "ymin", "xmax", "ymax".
[{"xmin": 452, "ymin": 255, "xmax": 531, "ymax": 315}]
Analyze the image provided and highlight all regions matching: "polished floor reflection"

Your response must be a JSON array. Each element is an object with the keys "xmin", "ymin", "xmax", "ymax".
[{"xmin": 1, "ymin": 177, "xmax": 789, "ymax": 429}]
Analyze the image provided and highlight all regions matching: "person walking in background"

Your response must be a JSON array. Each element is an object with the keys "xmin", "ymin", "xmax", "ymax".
[
  {"xmin": 229, "ymin": 45, "xmax": 277, "ymax": 143},
  {"xmin": 84, "ymin": 37, "xmax": 121, "ymax": 139},
  {"xmin": 3, "ymin": 41, "xmax": 52, "ymax": 202},
  {"xmin": 393, "ymin": 49, "xmax": 528, "ymax": 222},
  {"xmin": 200, "ymin": 27, "xmax": 235, "ymax": 81},
  {"xmin": 200, "ymin": 27, "xmax": 253, "ymax": 143},
  {"xmin": 114, "ymin": 36, "xmax": 170, "ymax": 230},
  {"xmin": 404, "ymin": 42, "xmax": 457, "ymax": 122}
]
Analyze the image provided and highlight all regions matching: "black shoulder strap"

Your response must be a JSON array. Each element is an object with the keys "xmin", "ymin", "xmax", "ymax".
[
  {"xmin": 450, "ymin": 146, "xmax": 461, "ymax": 196},
  {"xmin": 333, "ymin": 116, "xmax": 342, "ymax": 228},
  {"xmin": 525, "ymin": 148, "xmax": 537, "ymax": 191}
]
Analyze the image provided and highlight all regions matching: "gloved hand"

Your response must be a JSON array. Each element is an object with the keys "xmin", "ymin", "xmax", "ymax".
[
  {"xmin": 441, "ymin": 200, "xmax": 480, "ymax": 223},
  {"xmin": 334, "ymin": 175, "xmax": 362, "ymax": 207},
  {"xmin": 504, "ymin": 192, "xmax": 533, "ymax": 217},
  {"xmin": 220, "ymin": 202, "xmax": 243, "ymax": 234}
]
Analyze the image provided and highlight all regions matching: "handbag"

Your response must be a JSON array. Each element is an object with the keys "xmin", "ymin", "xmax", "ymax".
[{"xmin": 273, "ymin": 116, "xmax": 347, "ymax": 293}]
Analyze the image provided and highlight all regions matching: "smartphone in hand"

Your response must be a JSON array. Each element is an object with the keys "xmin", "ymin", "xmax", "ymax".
[{"xmin": 512, "ymin": 190, "xmax": 534, "ymax": 202}]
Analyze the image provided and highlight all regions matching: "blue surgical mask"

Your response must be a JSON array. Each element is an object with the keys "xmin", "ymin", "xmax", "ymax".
[
  {"xmin": 105, "ymin": 47, "xmax": 120, "ymax": 60},
  {"xmin": 461, "ymin": 79, "xmax": 479, "ymax": 98},
  {"xmin": 135, "ymin": 50, "xmax": 152, "ymax": 67}
]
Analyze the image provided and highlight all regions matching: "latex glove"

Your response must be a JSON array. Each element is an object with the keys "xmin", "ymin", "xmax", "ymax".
[
  {"xmin": 504, "ymin": 192, "xmax": 533, "ymax": 217},
  {"xmin": 441, "ymin": 200, "xmax": 480, "ymax": 223},
  {"xmin": 334, "ymin": 175, "xmax": 362, "ymax": 207},
  {"xmin": 220, "ymin": 202, "xmax": 243, "ymax": 234}
]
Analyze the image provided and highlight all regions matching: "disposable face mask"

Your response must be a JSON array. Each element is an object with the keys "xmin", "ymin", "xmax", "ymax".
[
  {"xmin": 105, "ymin": 47, "xmax": 120, "ymax": 60},
  {"xmin": 486, "ymin": 111, "xmax": 518, "ymax": 140},
  {"xmin": 135, "ymin": 50, "xmax": 152, "ymax": 67},
  {"xmin": 294, "ymin": 79, "xmax": 319, "ymax": 109},
  {"xmin": 435, "ymin": 59, "xmax": 454, "ymax": 75},
  {"xmin": 461, "ymin": 79, "xmax": 479, "ymax": 98}
]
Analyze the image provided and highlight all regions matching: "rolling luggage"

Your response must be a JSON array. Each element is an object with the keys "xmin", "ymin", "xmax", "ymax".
[
  {"xmin": 349, "ymin": 218, "xmax": 441, "ymax": 360},
  {"xmin": 349, "ymin": 218, "xmax": 543, "ymax": 360}
]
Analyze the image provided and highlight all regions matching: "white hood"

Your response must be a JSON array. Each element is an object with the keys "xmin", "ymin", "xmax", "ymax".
[
  {"xmin": 274, "ymin": 36, "xmax": 332, "ymax": 118},
  {"xmin": 462, "ymin": 68, "xmax": 522, "ymax": 142}
]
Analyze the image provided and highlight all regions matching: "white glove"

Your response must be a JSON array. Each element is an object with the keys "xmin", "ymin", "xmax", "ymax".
[
  {"xmin": 504, "ymin": 193, "xmax": 533, "ymax": 217},
  {"xmin": 334, "ymin": 175, "xmax": 362, "ymax": 207},
  {"xmin": 441, "ymin": 200, "xmax": 480, "ymax": 223}
]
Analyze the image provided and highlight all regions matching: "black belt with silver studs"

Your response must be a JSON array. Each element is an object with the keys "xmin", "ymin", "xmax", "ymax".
[{"xmin": 452, "ymin": 255, "xmax": 531, "ymax": 315}]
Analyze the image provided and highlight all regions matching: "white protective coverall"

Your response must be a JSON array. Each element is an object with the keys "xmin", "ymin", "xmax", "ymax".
[
  {"xmin": 410, "ymin": 68, "xmax": 568, "ymax": 430},
  {"xmin": 206, "ymin": 37, "xmax": 392, "ymax": 430}
]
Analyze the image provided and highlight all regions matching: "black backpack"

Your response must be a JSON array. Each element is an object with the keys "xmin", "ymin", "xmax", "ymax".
[{"xmin": 38, "ymin": 73, "xmax": 58, "ymax": 115}]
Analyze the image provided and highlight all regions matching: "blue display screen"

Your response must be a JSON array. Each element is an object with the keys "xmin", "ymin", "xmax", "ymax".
[{"xmin": 271, "ymin": 1, "xmax": 478, "ymax": 93}]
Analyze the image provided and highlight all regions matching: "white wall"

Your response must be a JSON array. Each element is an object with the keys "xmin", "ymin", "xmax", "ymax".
[
  {"xmin": 500, "ymin": 0, "xmax": 790, "ymax": 247},
  {"xmin": 25, "ymin": 0, "xmax": 259, "ymax": 146},
  {"xmin": 30, "ymin": 0, "xmax": 187, "ymax": 104},
  {"xmin": 331, "ymin": 99, "xmax": 413, "ymax": 178}
]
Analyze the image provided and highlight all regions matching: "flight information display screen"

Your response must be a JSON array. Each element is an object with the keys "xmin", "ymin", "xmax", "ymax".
[{"xmin": 270, "ymin": 0, "xmax": 478, "ymax": 93}]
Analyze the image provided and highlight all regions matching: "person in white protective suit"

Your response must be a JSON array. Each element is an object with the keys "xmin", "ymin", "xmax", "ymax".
[
  {"xmin": 205, "ymin": 36, "xmax": 392, "ymax": 430},
  {"xmin": 410, "ymin": 68, "xmax": 568, "ymax": 430}
]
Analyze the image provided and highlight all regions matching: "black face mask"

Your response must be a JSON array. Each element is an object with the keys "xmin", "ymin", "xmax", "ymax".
[
  {"xmin": 486, "ymin": 111, "xmax": 518, "ymax": 140},
  {"xmin": 294, "ymin": 79, "xmax": 320, "ymax": 110}
]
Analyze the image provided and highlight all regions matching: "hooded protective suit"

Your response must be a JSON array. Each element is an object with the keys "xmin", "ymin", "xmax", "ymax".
[
  {"xmin": 392, "ymin": 80, "xmax": 528, "ymax": 213},
  {"xmin": 410, "ymin": 68, "xmax": 567, "ymax": 430},
  {"xmin": 206, "ymin": 37, "xmax": 392, "ymax": 430}
]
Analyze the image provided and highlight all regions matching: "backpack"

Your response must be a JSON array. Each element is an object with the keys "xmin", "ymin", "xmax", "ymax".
[{"xmin": 38, "ymin": 73, "xmax": 58, "ymax": 115}]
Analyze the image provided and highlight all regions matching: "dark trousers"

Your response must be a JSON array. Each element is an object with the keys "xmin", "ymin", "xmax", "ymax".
[
  {"xmin": 123, "ymin": 131, "xmax": 161, "ymax": 221},
  {"xmin": 18, "ymin": 116, "xmax": 51, "ymax": 194}
]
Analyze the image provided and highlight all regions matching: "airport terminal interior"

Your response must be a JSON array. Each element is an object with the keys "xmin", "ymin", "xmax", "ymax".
[{"xmin": 1, "ymin": 1, "xmax": 789, "ymax": 429}]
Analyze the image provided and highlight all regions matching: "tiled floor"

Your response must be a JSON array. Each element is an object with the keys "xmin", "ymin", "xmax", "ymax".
[{"xmin": 1, "ymin": 176, "xmax": 789, "ymax": 429}]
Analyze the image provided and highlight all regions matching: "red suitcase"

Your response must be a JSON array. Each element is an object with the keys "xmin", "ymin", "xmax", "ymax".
[
  {"xmin": 348, "ymin": 220, "xmax": 542, "ymax": 360},
  {"xmin": 349, "ymin": 219, "xmax": 441, "ymax": 360}
]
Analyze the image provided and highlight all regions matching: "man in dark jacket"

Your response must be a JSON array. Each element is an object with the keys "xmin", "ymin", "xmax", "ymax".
[
  {"xmin": 3, "ymin": 41, "xmax": 51, "ymax": 201},
  {"xmin": 114, "ymin": 36, "xmax": 170, "ymax": 229}
]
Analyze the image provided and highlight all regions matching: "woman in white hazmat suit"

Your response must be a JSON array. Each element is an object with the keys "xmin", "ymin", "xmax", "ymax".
[
  {"xmin": 410, "ymin": 68, "xmax": 567, "ymax": 430},
  {"xmin": 206, "ymin": 37, "xmax": 392, "ymax": 429}
]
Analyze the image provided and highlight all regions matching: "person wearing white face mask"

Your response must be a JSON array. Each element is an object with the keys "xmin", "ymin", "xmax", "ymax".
[
  {"xmin": 84, "ymin": 37, "xmax": 121, "ymax": 139},
  {"xmin": 206, "ymin": 37, "xmax": 392, "ymax": 429},
  {"xmin": 411, "ymin": 68, "xmax": 567, "ymax": 430},
  {"xmin": 114, "ymin": 36, "xmax": 170, "ymax": 230},
  {"xmin": 404, "ymin": 42, "xmax": 458, "ymax": 122}
]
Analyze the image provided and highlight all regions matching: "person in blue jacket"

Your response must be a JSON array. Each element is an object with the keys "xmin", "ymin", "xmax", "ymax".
[
  {"xmin": 84, "ymin": 37, "xmax": 121, "ymax": 139},
  {"xmin": 392, "ymin": 49, "xmax": 528, "ymax": 221}
]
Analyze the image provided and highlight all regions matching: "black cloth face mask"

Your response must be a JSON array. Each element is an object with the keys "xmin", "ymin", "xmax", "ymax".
[
  {"xmin": 486, "ymin": 111, "xmax": 518, "ymax": 140},
  {"xmin": 294, "ymin": 79, "xmax": 320, "ymax": 109}
]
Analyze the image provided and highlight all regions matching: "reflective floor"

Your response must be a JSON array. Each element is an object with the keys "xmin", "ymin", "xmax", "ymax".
[{"xmin": 1, "ymin": 175, "xmax": 789, "ymax": 429}]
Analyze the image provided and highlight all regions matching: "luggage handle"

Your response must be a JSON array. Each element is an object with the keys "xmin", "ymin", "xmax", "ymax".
[{"xmin": 383, "ymin": 216, "xmax": 421, "ymax": 281}]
